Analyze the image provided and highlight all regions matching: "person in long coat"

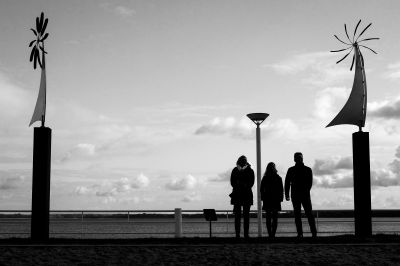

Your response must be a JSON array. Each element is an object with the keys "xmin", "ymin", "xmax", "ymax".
[
  {"xmin": 260, "ymin": 162, "xmax": 283, "ymax": 238},
  {"xmin": 230, "ymin": 155, "xmax": 255, "ymax": 238}
]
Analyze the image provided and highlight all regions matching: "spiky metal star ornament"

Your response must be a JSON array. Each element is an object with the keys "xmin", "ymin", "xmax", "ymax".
[
  {"xmin": 29, "ymin": 12, "xmax": 49, "ymax": 127},
  {"xmin": 327, "ymin": 20, "xmax": 379, "ymax": 130}
]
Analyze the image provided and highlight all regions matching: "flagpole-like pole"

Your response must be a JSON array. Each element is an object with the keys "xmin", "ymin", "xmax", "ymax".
[{"xmin": 41, "ymin": 42, "xmax": 46, "ymax": 127}]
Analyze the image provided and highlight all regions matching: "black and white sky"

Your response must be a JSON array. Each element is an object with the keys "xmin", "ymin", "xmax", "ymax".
[{"xmin": 0, "ymin": 0, "xmax": 400, "ymax": 210}]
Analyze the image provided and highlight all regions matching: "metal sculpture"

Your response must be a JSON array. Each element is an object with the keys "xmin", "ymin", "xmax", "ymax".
[
  {"xmin": 327, "ymin": 20, "xmax": 379, "ymax": 130},
  {"xmin": 29, "ymin": 12, "xmax": 49, "ymax": 127},
  {"xmin": 326, "ymin": 20, "xmax": 379, "ymax": 238},
  {"xmin": 28, "ymin": 12, "xmax": 52, "ymax": 241}
]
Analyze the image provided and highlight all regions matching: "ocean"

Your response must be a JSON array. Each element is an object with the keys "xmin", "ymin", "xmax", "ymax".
[{"xmin": 0, "ymin": 216, "xmax": 399, "ymax": 238}]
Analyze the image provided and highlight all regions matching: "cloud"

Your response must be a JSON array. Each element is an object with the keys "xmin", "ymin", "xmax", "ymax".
[
  {"xmin": 100, "ymin": 3, "xmax": 135, "ymax": 18},
  {"xmin": 267, "ymin": 52, "xmax": 330, "ymax": 74},
  {"xmin": 75, "ymin": 173, "xmax": 150, "ymax": 199},
  {"xmin": 209, "ymin": 169, "xmax": 231, "ymax": 182},
  {"xmin": 317, "ymin": 194, "xmax": 353, "ymax": 208},
  {"xmin": 114, "ymin": 5, "xmax": 136, "ymax": 17},
  {"xmin": 383, "ymin": 62, "xmax": 400, "ymax": 80},
  {"xmin": 266, "ymin": 51, "xmax": 350, "ymax": 86},
  {"xmin": 315, "ymin": 167, "xmax": 400, "ymax": 188},
  {"xmin": 130, "ymin": 173, "xmax": 150, "ymax": 188},
  {"xmin": 165, "ymin": 175, "xmax": 197, "ymax": 190},
  {"xmin": 195, "ymin": 117, "xmax": 252, "ymax": 139},
  {"xmin": 195, "ymin": 117, "xmax": 299, "ymax": 140},
  {"xmin": 59, "ymin": 143, "xmax": 96, "ymax": 163},
  {"xmin": 371, "ymin": 169, "xmax": 400, "ymax": 187},
  {"xmin": 315, "ymin": 173, "xmax": 353, "ymax": 188},
  {"xmin": 0, "ymin": 72, "xmax": 32, "ymax": 122},
  {"xmin": 0, "ymin": 173, "xmax": 25, "ymax": 190},
  {"xmin": 369, "ymin": 97, "xmax": 400, "ymax": 119},
  {"xmin": 313, "ymin": 156, "xmax": 352, "ymax": 176},
  {"xmin": 396, "ymin": 146, "xmax": 400, "ymax": 159},
  {"xmin": 314, "ymin": 148, "xmax": 400, "ymax": 188},
  {"xmin": 313, "ymin": 87, "xmax": 349, "ymax": 120},
  {"xmin": 75, "ymin": 185, "xmax": 93, "ymax": 195},
  {"xmin": 182, "ymin": 192, "xmax": 201, "ymax": 202}
]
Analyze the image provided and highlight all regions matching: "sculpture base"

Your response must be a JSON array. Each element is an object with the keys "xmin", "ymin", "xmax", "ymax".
[
  {"xmin": 352, "ymin": 131, "xmax": 372, "ymax": 237},
  {"xmin": 31, "ymin": 127, "xmax": 52, "ymax": 241}
]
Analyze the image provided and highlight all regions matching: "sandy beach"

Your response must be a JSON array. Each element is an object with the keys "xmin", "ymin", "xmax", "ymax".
[{"xmin": 0, "ymin": 236, "xmax": 399, "ymax": 265}]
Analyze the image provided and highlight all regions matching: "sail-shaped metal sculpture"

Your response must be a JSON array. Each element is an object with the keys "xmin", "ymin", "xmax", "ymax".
[
  {"xmin": 29, "ymin": 12, "xmax": 49, "ymax": 127},
  {"xmin": 327, "ymin": 20, "xmax": 378, "ymax": 130}
]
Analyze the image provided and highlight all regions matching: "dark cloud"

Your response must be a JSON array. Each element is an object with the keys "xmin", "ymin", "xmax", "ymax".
[
  {"xmin": 0, "ymin": 171, "xmax": 26, "ymax": 190},
  {"xmin": 315, "ymin": 168, "xmax": 400, "ymax": 189},
  {"xmin": 389, "ymin": 159, "xmax": 400, "ymax": 174},
  {"xmin": 371, "ymin": 169, "xmax": 400, "ymax": 187},
  {"xmin": 369, "ymin": 99, "xmax": 400, "ymax": 119},
  {"xmin": 315, "ymin": 174, "xmax": 353, "ymax": 188},
  {"xmin": 313, "ymin": 157, "xmax": 352, "ymax": 176},
  {"xmin": 313, "ymin": 147, "xmax": 400, "ymax": 188},
  {"xmin": 396, "ymin": 146, "xmax": 400, "ymax": 159}
]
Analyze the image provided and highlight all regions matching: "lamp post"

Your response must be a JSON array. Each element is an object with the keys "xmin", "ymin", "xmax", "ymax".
[{"xmin": 247, "ymin": 113, "xmax": 269, "ymax": 237}]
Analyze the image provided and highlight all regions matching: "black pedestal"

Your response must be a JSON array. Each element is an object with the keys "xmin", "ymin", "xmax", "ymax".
[
  {"xmin": 352, "ymin": 131, "xmax": 372, "ymax": 237},
  {"xmin": 31, "ymin": 127, "xmax": 52, "ymax": 241}
]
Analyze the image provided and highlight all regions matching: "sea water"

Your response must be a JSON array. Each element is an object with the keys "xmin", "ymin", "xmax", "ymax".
[{"xmin": 0, "ymin": 217, "xmax": 399, "ymax": 238}]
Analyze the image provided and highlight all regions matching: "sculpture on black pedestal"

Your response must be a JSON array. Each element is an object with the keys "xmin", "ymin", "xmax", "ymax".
[
  {"xmin": 29, "ymin": 12, "xmax": 52, "ymax": 241},
  {"xmin": 327, "ymin": 20, "xmax": 378, "ymax": 237}
]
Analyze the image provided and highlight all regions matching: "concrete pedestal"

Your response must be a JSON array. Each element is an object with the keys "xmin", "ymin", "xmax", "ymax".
[
  {"xmin": 352, "ymin": 131, "xmax": 372, "ymax": 237},
  {"xmin": 31, "ymin": 127, "xmax": 52, "ymax": 241}
]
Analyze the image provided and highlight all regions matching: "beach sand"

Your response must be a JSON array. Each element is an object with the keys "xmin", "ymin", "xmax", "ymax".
[{"xmin": 0, "ymin": 236, "xmax": 399, "ymax": 265}]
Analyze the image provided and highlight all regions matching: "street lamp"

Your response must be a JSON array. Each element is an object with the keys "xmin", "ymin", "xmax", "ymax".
[{"xmin": 247, "ymin": 113, "xmax": 269, "ymax": 237}]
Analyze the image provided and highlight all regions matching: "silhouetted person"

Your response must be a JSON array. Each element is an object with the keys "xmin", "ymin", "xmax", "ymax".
[
  {"xmin": 261, "ymin": 162, "xmax": 283, "ymax": 238},
  {"xmin": 230, "ymin": 155, "xmax": 255, "ymax": 238},
  {"xmin": 285, "ymin": 152, "xmax": 317, "ymax": 238}
]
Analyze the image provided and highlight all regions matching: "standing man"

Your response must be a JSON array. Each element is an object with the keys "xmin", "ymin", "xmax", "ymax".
[{"xmin": 285, "ymin": 152, "xmax": 317, "ymax": 238}]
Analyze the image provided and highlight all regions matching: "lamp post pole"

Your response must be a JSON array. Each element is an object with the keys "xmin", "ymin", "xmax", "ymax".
[
  {"xmin": 247, "ymin": 113, "xmax": 269, "ymax": 238},
  {"xmin": 255, "ymin": 123, "xmax": 262, "ymax": 237}
]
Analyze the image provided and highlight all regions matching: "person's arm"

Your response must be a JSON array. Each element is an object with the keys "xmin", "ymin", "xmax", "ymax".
[
  {"xmin": 249, "ymin": 169, "xmax": 255, "ymax": 188},
  {"xmin": 260, "ymin": 177, "xmax": 266, "ymax": 195},
  {"xmin": 230, "ymin": 168, "xmax": 237, "ymax": 188},
  {"xmin": 279, "ymin": 176, "xmax": 284, "ymax": 202},
  {"xmin": 308, "ymin": 167, "xmax": 313, "ymax": 191},
  {"xmin": 284, "ymin": 169, "xmax": 291, "ymax": 201}
]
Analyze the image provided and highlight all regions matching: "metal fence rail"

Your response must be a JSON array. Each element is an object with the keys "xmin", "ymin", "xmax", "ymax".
[{"xmin": 0, "ymin": 209, "xmax": 399, "ymax": 238}]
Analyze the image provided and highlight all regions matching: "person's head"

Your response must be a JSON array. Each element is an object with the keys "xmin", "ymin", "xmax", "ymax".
[
  {"xmin": 294, "ymin": 152, "xmax": 303, "ymax": 164},
  {"xmin": 264, "ymin": 162, "xmax": 277, "ymax": 177},
  {"xmin": 236, "ymin": 155, "xmax": 248, "ymax": 168}
]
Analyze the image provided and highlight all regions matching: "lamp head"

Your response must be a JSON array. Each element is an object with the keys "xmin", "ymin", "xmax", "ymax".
[{"xmin": 247, "ymin": 113, "xmax": 269, "ymax": 125}]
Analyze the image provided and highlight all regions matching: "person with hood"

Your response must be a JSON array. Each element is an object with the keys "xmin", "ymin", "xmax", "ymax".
[
  {"xmin": 260, "ymin": 162, "xmax": 283, "ymax": 238},
  {"xmin": 230, "ymin": 155, "xmax": 255, "ymax": 238}
]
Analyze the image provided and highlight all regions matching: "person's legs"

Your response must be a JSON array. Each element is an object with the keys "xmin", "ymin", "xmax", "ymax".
[
  {"xmin": 292, "ymin": 199, "xmax": 303, "ymax": 237},
  {"xmin": 266, "ymin": 211, "xmax": 272, "ymax": 237},
  {"xmin": 302, "ymin": 197, "xmax": 317, "ymax": 237},
  {"xmin": 271, "ymin": 211, "xmax": 278, "ymax": 237},
  {"xmin": 234, "ymin": 205, "xmax": 241, "ymax": 237},
  {"xmin": 243, "ymin": 205, "xmax": 250, "ymax": 238}
]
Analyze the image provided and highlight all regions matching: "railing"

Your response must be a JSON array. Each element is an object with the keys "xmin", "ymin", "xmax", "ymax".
[{"xmin": 0, "ymin": 209, "xmax": 399, "ymax": 238}]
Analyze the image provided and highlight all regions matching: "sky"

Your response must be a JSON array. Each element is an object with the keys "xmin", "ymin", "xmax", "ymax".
[{"xmin": 0, "ymin": 0, "xmax": 400, "ymax": 211}]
